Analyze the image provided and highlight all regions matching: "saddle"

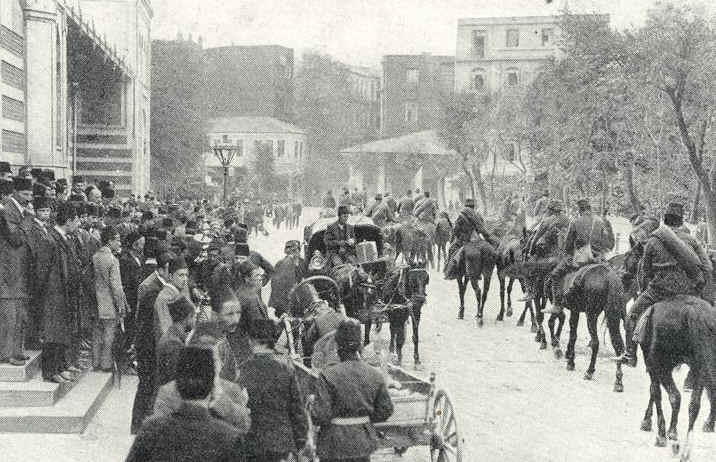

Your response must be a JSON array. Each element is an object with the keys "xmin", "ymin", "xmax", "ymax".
[{"xmin": 561, "ymin": 262, "xmax": 610, "ymax": 300}]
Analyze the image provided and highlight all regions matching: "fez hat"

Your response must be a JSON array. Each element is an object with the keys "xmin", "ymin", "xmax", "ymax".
[
  {"xmin": 335, "ymin": 318, "xmax": 362, "ymax": 352},
  {"xmin": 168, "ymin": 255, "xmax": 188, "ymax": 274},
  {"xmin": 125, "ymin": 231, "xmax": 143, "ymax": 247},
  {"xmin": 0, "ymin": 179, "xmax": 14, "ymax": 195},
  {"xmin": 576, "ymin": 198, "xmax": 591, "ymax": 211},
  {"xmin": 234, "ymin": 227, "xmax": 248, "ymax": 243},
  {"xmin": 285, "ymin": 240, "xmax": 301, "ymax": 251},
  {"xmin": 103, "ymin": 188, "xmax": 115, "ymax": 199},
  {"xmin": 337, "ymin": 205, "xmax": 350, "ymax": 216},
  {"xmin": 33, "ymin": 183, "xmax": 48, "ymax": 197},
  {"xmin": 664, "ymin": 202, "xmax": 684, "ymax": 219},
  {"xmin": 207, "ymin": 239, "xmax": 223, "ymax": 253},
  {"xmin": 375, "ymin": 193, "xmax": 383, "ymax": 200},
  {"xmin": 0, "ymin": 161, "xmax": 11, "ymax": 174},
  {"xmin": 154, "ymin": 229, "xmax": 168, "ymax": 241},
  {"xmin": 464, "ymin": 198, "xmax": 476, "ymax": 208},
  {"xmin": 175, "ymin": 347, "xmax": 215, "ymax": 385},
  {"xmin": 72, "ymin": 175, "xmax": 85, "ymax": 183},
  {"xmin": 13, "ymin": 177, "xmax": 32, "ymax": 192},
  {"xmin": 142, "ymin": 211, "xmax": 154, "ymax": 221},
  {"xmin": 547, "ymin": 199, "xmax": 563, "ymax": 212},
  {"xmin": 235, "ymin": 242, "xmax": 250, "ymax": 257},
  {"xmin": 162, "ymin": 218, "xmax": 174, "ymax": 228},
  {"xmin": 168, "ymin": 296, "xmax": 195, "ymax": 323},
  {"xmin": 30, "ymin": 168, "xmax": 42, "ymax": 178},
  {"xmin": 248, "ymin": 319, "xmax": 277, "ymax": 341},
  {"xmin": 33, "ymin": 196, "xmax": 52, "ymax": 210},
  {"xmin": 41, "ymin": 169, "xmax": 56, "ymax": 182}
]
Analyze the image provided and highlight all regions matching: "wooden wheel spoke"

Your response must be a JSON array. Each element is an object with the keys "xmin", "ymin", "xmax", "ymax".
[{"xmin": 445, "ymin": 431, "xmax": 458, "ymax": 444}]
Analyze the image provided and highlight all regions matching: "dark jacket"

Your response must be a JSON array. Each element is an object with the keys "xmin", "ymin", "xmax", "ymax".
[
  {"xmin": 312, "ymin": 358, "xmax": 394, "ymax": 459},
  {"xmin": 155, "ymin": 324, "xmax": 187, "ymax": 386},
  {"xmin": 269, "ymin": 255, "xmax": 305, "ymax": 316},
  {"xmin": 324, "ymin": 220, "xmax": 356, "ymax": 258},
  {"xmin": 126, "ymin": 403, "xmax": 244, "ymax": 462},
  {"xmin": 120, "ymin": 251, "xmax": 144, "ymax": 312},
  {"xmin": 239, "ymin": 352, "xmax": 307, "ymax": 456},
  {"xmin": 452, "ymin": 207, "xmax": 496, "ymax": 246},
  {"xmin": 41, "ymin": 227, "xmax": 79, "ymax": 345},
  {"xmin": 231, "ymin": 286, "xmax": 270, "ymax": 368},
  {"xmin": 564, "ymin": 213, "xmax": 611, "ymax": 256},
  {"xmin": 0, "ymin": 197, "xmax": 31, "ymax": 299},
  {"xmin": 398, "ymin": 196, "xmax": 414, "ymax": 216},
  {"xmin": 135, "ymin": 272, "xmax": 166, "ymax": 369},
  {"xmin": 369, "ymin": 201, "xmax": 394, "ymax": 228},
  {"xmin": 529, "ymin": 212, "xmax": 570, "ymax": 257},
  {"xmin": 26, "ymin": 218, "xmax": 54, "ymax": 303}
]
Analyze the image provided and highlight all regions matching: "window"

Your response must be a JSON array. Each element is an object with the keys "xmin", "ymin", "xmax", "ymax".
[
  {"xmin": 277, "ymin": 140, "xmax": 285, "ymax": 157},
  {"xmin": 406, "ymin": 68, "xmax": 419, "ymax": 84},
  {"xmin": 404, "ymin": 102, "xmax": 418, "ymax": 123},
  {"xmin": 222, "ymin": 134, "xmax": 230, "ymax": 143},
  {"xmin": 541, "ymin": 28, "xmax": 553, "ymax": 46},
  {"xmin": 472, "ymin": 31, "xmax": 486, "ymax": 58},
  {"xmin": 471, "ymin": 68, "xmax": 486, "ymax": 91},
  {"xmin": 506, "ymin": 29, "xmax": 520, "ymax": 48},
  {"xmin": 506, "ymin": 69, "xmax": 519, "ymax": 87}
]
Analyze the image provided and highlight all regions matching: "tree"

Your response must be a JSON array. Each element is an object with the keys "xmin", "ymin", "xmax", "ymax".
[
  {"xmin": 251, "ymin": 142, "xmax": 278, "ymax": 198},
  {"xmin": 630, "ymin": 3, "xmax": 716, "ymax": 236}
]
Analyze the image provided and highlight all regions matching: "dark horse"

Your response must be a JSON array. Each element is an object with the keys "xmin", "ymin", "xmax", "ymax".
[
  {"xmin": 435, "ymin": 213, "xmax": 452, "ymax": 272},
  {"xmin": 513, "ymin": 228, "xmax": 566, "ymax": 356},
  {"xmin": 455, "ymin": 239, "xmax": 498, "ymax": 326},
  {"xmin": 496, "ymin": 236, "xmax": 535, "ymax": 329},
  {"xmin": 554, "ymin": 262, "xmax": 627, "ymax": 391},
  {"xmin": 636, "ymin": 296, "xmax": 716, "ymax": 461},
  {"xmin": 363, "ymin": 263, "xmax": 430, "ymax": 368}
]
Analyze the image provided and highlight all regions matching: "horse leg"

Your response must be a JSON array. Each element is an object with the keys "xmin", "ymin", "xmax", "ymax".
[
  {"xmin": 506, "ymin": 277, "xmax": 514, "ymax": 317},
  {"xmin": 497, "ymin": 272, "xmax": 506, "ymax": 322},
  {"xmin": 704, "ymin": 386, "xmax": 716, "ymax": 433},
  {"xmin": 481, "ymin": 271, "xmax": 494, "ymax": 323},
  {"xmin": 412, "ymin": 305, "xmax": 422, "ymax": 368},
  {"xmin": 566, "ymin": 309, "xmax": 579, "ymax": 371},
  {"xmin": 471, "ymin": 277, "xmax": 484, "ymax": 327},
  {"xmin": 389, "ymin": 313, "xmax": 405, "ymax": 366},
  {"xmin": 548, "ymin": 314, "xmax": 563, "ymax": 360},
  {"xmin": 651, "ymin": 372, "xmax": 668, "ymax": 447},
  {"xmin": 584, "ymin": 312, "xmax": 599, "ymax": 380},
  {"xmin": 662, "ymin": 373, "xmax": 682, "ymax": 455},
  {"xmin": 606, "ymin": 314, "xmax": 625, "ymax": 393},
  {"xmin": 457, "ymin": 277, "xmax": 466, "ymax": 320},
  {"xmin": 363, "ymin": 319, "xmax": 372, "ymax": 346},
  {"xmin": 536, "ymin": 292, "xmax": 547, "ymax": 350},
  {"xmin": 682, "ymin": 381, "xmax": 705, "ymax": 462},
  {"xmin": 642, "ymin": 394, "xmax": 655, "ymax": 431}
]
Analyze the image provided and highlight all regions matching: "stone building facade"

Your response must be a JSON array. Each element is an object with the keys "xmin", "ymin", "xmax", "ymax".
[{"xmin": 0, "ymin": 0, "xmax": 151, "ymax": 196}]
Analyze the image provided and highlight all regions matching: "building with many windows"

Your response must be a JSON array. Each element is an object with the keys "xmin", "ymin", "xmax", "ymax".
[
  {"xmin": 380, "ymin": 53, "xmax": 454, "ymax": 138},
  {"xmin": 0, "ymin": 0, "xmax": 152, "ymax": 196},
  {"xmin": 345, "ymin": 65, "xmax": 380, "ymax": 146}
]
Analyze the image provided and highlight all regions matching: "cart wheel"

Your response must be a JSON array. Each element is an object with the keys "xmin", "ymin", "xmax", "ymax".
[{"xmin": 430, "ymin": 389, "xmax": 463, "ymax": 462}]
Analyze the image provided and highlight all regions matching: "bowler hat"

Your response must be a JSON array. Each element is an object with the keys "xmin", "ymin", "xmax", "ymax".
[
  {"xmin": 464, "ymin": 198, "xmax": 476, "ymax": 208},
  {"xmin": 168, "ymin": 296, "xmax": 195, "ymax": 323},
  {"xmin": 337, "ymin": 205, "xmax": 350, "ymax": 216},
  {"xmin": 13, "ymin": 177, "xmax": 32, "ymax": 192},
  {"xmin": 248, "ymin": 319, "xmax": 277, "ymax": 341},
  {"xmin": 335, "ymin": 318, "xmax": 362, "ymax": 352}
]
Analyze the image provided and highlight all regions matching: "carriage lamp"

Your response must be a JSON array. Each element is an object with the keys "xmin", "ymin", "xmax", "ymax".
[{"xmin": 212, "ymin": 143, "xmax": 240, "ymax": 206}]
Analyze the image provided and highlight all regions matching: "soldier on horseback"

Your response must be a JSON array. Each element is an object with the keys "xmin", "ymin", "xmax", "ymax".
[
  {"xmin": 365, "ymin": 194, "xmax": 395, "ymax": 228},
  {"xmin": 413, "ymin": 191, "xmax": 438, "ymax": 223},
  {"xmin": 444, "ymin": 198, "xmax": 498, "ymax": 281},
  {"xmin": 615, "ymin": 202, "xmax": 712, "ymax": 367},
  {"xmin": 544, "ymin": 198, "xmax": 613, "ymax": 315}
]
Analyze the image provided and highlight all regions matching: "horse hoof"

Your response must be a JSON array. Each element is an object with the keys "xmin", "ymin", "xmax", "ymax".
[
  {"xmin": 566, "ymin": 362, "xmax": 575, "ymax": 371},
  {"xmin": 704, "ymin": 421, "xmax": 715, "ymax": 433},
  {"xmin": 496, "ymin": 315, "xmax": 504, "ymax": 322},
  {"xmin": 506, "ymin": 308, "xmax": 513, "ymax": 317},
  {"xmin": 516, "ymin": 320, "xmax": 524, "ymax": 327},
  {"xmin": 641, "ymin": 418, "xmax": 652, "ymax": 432},
  {"xmin": 671, "ymin": 441, "xmax": 680, "ymax": 456},
  {"xmin": 655, "ymin": 435, "xmax": 667, "ymax": 447},
  {"xmin": 477, "ymin": 318, "xmax": 484, "ymax": 327},
  {"xmin": 583, "ymin": 372, "xmax": 593, "ymax": 381},
  {"xmin": 540, "ymin": 341, "xmax": 547, "ymax": 350},
  {"xmin": 553, "ymin": 348, "xmax": 563, "ymax": 360},
  {"xmin": 613, "ymin": 382, "xmax": 624, "ymax": 393}
]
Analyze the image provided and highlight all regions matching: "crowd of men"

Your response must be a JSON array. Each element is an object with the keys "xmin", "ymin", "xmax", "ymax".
[{"xmin": 0, "ymin": 161, "xmax": 396, "ymax": 462}]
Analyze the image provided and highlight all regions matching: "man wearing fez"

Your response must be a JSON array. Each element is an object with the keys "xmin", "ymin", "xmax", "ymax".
[
  {"xmin": 325, "ymin": 205, "xmax": 358, "ymax": 267},
  {"xmin": 269, "ymin": 240, "xmax": 305, "ymax": 318},
  {"xmin": 155, "ymin": 255, "xmax": 195, "ymax": 339},
  {"xmin": 71, "ymin": 175, "xmax": 87, "ymax": 201},
  {"xmin": 0, "ymin": 162, "xmax": 14, "ymax": 202},
  {"xmin": 0, "ymin": 161, "xmax": 12, "ymax": 181},
  {"xmin": 0, "ymin": 177, "xmax": 33, "ymax": 366},
  {"xmin": 26, "ymin": 195, "xmax": 55, "ymax": 349},
  {"xmin": 55, "ymin": 178, "xmax": 68, "ymax": 202},
  {"xmin": 156, "ymin": 296, "xmax": 195, "ymax": 387},
  {"xmin": 312, "ymin": 318, "xmax": 394, "ymax": 462},
  {"xmin": 240, "ymin": 319, "xmax": 309, "ymax": 462}
]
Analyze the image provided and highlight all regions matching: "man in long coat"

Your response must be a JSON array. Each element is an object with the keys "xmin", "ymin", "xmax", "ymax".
[
  {"xmin": 0, "ymin": 177, "xmax": 33, "ymax": 366},
  {"xmin": 25, "ymin": 196, "xmax": 55, "ymax": 349},
  {"xmin": 324, "ymin": 206, "xmax": 358, "ymax": 267},
  {"xmin": 269, "ymin": 240, "xmax": 305, "ymax": 317}
]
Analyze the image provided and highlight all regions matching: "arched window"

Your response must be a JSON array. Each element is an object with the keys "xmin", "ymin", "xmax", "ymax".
[
  {"xmin": 471, "ymin": 68, "xmax": 486, "ymax": 91},
  {"xmin": 505, "ymin": 67, "xmax": 519, "ymax": 87}
]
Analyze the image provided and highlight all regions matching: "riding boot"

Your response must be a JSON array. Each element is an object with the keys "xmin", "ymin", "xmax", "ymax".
[{"xmin": 613, "ymin": 318, "xmax": 638, "ymax": 367}]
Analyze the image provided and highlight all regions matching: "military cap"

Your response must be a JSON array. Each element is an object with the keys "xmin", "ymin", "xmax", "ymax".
[
  {"xmin": 335, "ymin": 318, "xmax": 362, "ymax": 352},
  {"xmin": 13, "ymin": 177, "xmax": 32, "ymax": 192},
  {"xmin": 337, "ymin": 205, "xmax": 350, "ymax": 216},
  {"xmin": 30, "ymin": 168, "xmax": 42, "ymax": 178},
  {"xmin": 167, "ymin": 296, "xmax": 195, "ymax": 323},
  {"xmin": 464, "ymin": 198, "xmax": 476, "ymax": 208},
  {"xmin": 248, "ymin": 319, "xmax": 278, "ymax": 341}
]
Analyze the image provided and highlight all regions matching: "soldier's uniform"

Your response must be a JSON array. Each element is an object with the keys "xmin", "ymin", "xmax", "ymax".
[
  {"xmin": 617, "ymin": 203, "xmax": 711, "ymax": 366},
  {"xmin": 546, "ymin": 199, "xmax": 613, "ymax": 314},
  {"xmin": 312, "ymin": 319, "xmax": 394, "ymax": 462}
]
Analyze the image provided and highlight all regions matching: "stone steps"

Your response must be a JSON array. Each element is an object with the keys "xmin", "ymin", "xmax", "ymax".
[{"xmin": 0, "ymin": 351, "xmax": 42, "ymax": 382}]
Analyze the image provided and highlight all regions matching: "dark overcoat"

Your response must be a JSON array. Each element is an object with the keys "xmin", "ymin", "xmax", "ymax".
[
  {"xmin": 0, "ymin": 198, "xmax": 31, "ymax": 300},
  {"xmin": 41, "ymin": 228, "xmax": 79, "ymax": 345}
]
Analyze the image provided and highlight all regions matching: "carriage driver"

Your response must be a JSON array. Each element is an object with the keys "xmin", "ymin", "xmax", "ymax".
[
  {"xmin": 324, "ymin": 205, "xmax": 358, "ymax": 267},
  {"xmin": 614, "ymin": 202, "xmax": 712, "ymax": 368},
  {"xmin": 311, "ymin": 318, "xmax": 394, "ymax": 462}
]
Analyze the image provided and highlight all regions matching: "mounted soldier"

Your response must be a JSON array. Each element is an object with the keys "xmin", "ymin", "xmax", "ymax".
[
  {"xmin": 398, "ymin": 189, "xmax": 414, "ymax": 221},
  {"xmin": 531, "ymin": 190, "xmax": 550, "ymax": 229},
  {"xmin": 544, "ymin": 198, "xmax": 614, "ymax": 315},
  {"xmin": 615, "ymin": 202, "xmax": 712, "ymax": 367},
  {"xmin": 365, "ymin": 194, "xmax": 394, "ymax": 229},
  {"xmin": 444, "ymin": 198, "xmax": 498, "ymax": 280},
  {"xmin": 413, "ymin": 191, "xmax": 438, "ymax": 224}
]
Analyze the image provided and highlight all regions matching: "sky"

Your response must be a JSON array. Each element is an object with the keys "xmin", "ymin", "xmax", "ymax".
[{"xmin": 151, "ymin": 0, "xmax": 711, "ymax": 67}]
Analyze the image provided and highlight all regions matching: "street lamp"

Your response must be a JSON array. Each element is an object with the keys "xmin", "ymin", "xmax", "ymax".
[{"xmin": 212, "ymin": 143, "xmax": 239, "ymax": 205}]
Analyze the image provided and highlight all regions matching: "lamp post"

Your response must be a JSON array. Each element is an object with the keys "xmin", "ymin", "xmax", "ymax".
[{"xmin": 212, "ymin": 143, "xmax": 239, "ymax": 206}]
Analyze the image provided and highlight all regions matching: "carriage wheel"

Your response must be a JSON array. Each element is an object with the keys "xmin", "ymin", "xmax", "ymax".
[{"xmin": 430, "ymin": 390, "xmax": 463, "ymax": 462}]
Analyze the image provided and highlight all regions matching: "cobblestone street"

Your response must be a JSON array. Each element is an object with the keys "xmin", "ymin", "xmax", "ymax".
[{"xmin": 1, "ymin": 209, "xmax": 714, "ymax": 462}]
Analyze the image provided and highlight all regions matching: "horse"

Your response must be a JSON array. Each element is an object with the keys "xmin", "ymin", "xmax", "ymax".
[
  {"xmin": 363, "ymin": 263, "xmax": 430, "ymax": 369},
  {"xmin": 387, "ymin": 219, "xmax": 431, "ymax": 266},
  {"xmin": 636, "ymin": 296, "xmax": 716, "ymax": 460},
  {"xmin": 435, "ymin": 213, "xmax": 453, "ymax": 272},
  {"xmin": 552, "ymin": 262, "xmax": 627, "ymax": 392},
  {"xmin": 455, "ymin": 239, "xmax": 498, "ymax": 326},
  {"xmin": 495, "ymin": 236, "xmax": 535, "ymax": 328}
]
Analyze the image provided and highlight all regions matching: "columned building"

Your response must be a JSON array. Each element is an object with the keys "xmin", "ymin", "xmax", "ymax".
[{"xmin": 0, "ymin": 0, "xmax": 152, "ymax": 196}]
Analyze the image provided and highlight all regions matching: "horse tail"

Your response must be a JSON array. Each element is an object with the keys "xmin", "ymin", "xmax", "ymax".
[
  {"xmin": 686, "ymin": 297, "xmax": 716, "ymax": 388},
  {"xmin": 604, "ymin": 266, "xmax": 626, "ymax": 322}
]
